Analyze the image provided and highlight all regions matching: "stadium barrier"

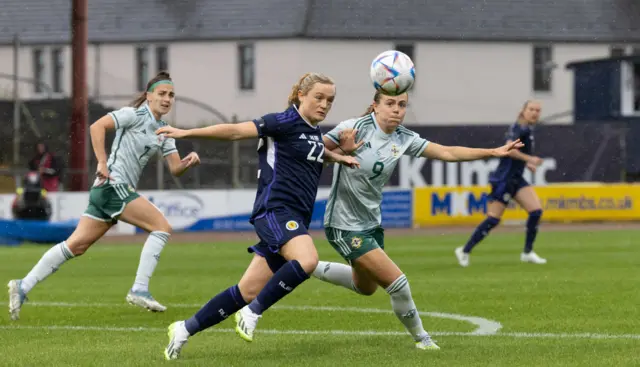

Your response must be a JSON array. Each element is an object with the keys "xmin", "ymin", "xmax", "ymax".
[
  {"xmin": 413, "ymin": 183, "xmax": 640, "ymax": 226},
  {"xmin": 0, "ymin": 188, "xmax": 412, "ymax": 237},
  {"xmin": 1, "ymin": 183, "xmax": 637, "ymax": 242}
]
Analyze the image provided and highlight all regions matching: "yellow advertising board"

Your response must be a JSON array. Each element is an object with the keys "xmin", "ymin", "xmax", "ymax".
[{"xmin": 413, "ymin": 184, "xmax": 640, "ymax": 226}]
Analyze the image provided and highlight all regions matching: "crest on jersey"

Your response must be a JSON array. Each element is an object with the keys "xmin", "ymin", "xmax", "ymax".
[
  {"xmin": 391, "ymin": 144, "xmax": 400, "ymax": 157},
  {"xmin": 285, "ymin": 221, "xmax": 299, "ymax": 231},
  {"xmin": 351, "ymin": 237, "xmax": 362, "ymax": 249},
  {"xmin": 502, "ymin": 193, "xmax": 511, "ymax": 202},
  {"xmin": 128, "ymin": 185, "xmax": 135, "ymax": 192}
]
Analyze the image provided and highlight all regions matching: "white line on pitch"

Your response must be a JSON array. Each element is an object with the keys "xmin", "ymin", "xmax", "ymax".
[
  {"xmin": 28, "ymin": 301, "xmax": 502, "ymax": 335},
  {"xmin": 1, "ymin": 325, "xmax": 639, "ymax": 340}
]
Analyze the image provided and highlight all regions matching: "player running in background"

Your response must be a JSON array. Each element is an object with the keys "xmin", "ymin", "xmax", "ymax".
[
  {"xmin": 158, "ymin": 72, "xmax": 359, "ymax": 360},
  {"xmin": 309, "ymin": 90, "xmax": 522, "ymax": 350},
  {"xmin": 8, "ymin": 71, "xmax": 201, "ymax": 320},
  {"xmin": 455, "ymin": 100, "xmax": 547, "ymax": 267}
]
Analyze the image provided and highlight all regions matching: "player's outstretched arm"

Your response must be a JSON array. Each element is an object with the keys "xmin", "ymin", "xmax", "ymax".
[
  {"xmin": 164, "ymin": 152, "xmax": 201, "ymax": 177},
  {"xmin": 323, "ymin": 149, "xmax": 360, "ymax": 168},
  {"xmin": 505, "ymin": 140, "xmax": 543, "ymax": 166},
  {"xmin": 156, "ymin": 122, "xmax": 259, "ymax": 141},
  {"xmin": 421, "ymin": 139, "xmax": 524, "ymax": 162}
]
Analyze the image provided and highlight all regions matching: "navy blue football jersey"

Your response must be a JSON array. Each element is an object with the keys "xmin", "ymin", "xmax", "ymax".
[
  {"xmin": 250, "ymin": 106, "xmax": 324, "ymax": 225},
  {"xmin": 489, "ymin": 122, "xmax": 534, "ymax": 182}
]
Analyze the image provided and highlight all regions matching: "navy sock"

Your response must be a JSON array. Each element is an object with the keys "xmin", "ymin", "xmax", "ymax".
[
  {"xmin": 248, "ymin": 260, "xmax": 309, "ymax": 315},
  {"xmin": 184, "ymin": 284, "xmax": 247, "ymax": 335},
  {"xmin": 463, "ymin": 216, "xmax": 500, "ymax": 253},
  {"xmin": 524, "ymin": 210, "xmax": 542, "ymax": 253}
]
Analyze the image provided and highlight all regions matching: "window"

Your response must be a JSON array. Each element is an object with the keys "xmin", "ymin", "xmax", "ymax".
[
  {"xmin": 136, "ymin": 46, "xmax": 149, "ymax": 91},
  {"xmin": 32, "ymin": 48, "xmax": 45, "ymax": 93},
  {"xmin": 238, "ymin": 44, "xmax": 255, "ymax": 90},
  {"xmin": 610, "ymin": 46, "xmax": 626, "ymax": 57},
  {"xmin": 533, "ymin": 45, "xmax": 553, "ymax": 92},
  {"xmin": 394, "ymin": 43, "xmax": 414, "ymax": 61},
  {"xmin": 156, "ymin": 46, "xmax": 168, "ymax": 72},
  {"xmin": 51, "ymin": 48, "xmax": 63, "ymax": 93}
]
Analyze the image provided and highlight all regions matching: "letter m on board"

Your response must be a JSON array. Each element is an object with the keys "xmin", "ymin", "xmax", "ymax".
[
  {"xmin": 431, "ymin": 193, "xmax": 451, "ymax": 215},
  {"xmin": 468, "ymin": 193, "xmax": 488, "ymax": 214}
]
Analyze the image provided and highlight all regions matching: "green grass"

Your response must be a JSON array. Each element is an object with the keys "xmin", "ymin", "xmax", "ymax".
[{"xmin": 0, "ymin": 228, "xmax": 639, "ymax": 366}]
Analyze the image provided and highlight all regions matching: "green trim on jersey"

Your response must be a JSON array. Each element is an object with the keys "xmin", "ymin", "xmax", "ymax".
[
  {"xmin": 110, "ymin": 113, "xmax": 121, "ymax": 129},
  {"xmin": 355, "ymin": 115, "xmax": 374, "ymax": 130},
  {"xmin": 415, "ymin": 140, "xmax": 428, "ymax": 156},
  {"xmin": 325, "ymin": 165, "xmax": 343, "ymax": 227},
  {"xmin": 396, "ymin": 125, "xmax": 415, "ymax": 136}
]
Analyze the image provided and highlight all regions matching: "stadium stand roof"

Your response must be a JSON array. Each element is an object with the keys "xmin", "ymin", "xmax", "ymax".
[{"xmin": 2, "ymin": 0, "xmax": 640, "ymax": 44}]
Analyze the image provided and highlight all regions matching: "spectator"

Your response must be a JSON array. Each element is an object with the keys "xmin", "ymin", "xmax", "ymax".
[
  {"xmin": 28, "ymin": 142, "xmax": 61, "ymax": 192},
  {"xmin": 12, "ymin": 171, "xmax": 52, "ymax": 221}
]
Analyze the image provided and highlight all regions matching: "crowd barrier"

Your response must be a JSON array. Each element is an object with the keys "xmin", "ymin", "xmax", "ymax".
[
  {"xmin": 0, "ymin": 184, "xmax": 637, "ymax": 244},
  {"xmin": 0, "ymin": 188, "xmax": 412, "ymax": 238},
  {"xmin": 413, "ymin": 183, "xmax": 640, "ymax": 226}
]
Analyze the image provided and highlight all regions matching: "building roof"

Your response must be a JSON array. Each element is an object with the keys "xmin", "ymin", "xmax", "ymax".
[
  {"xmin": 2, "ymin": 0, "xmax": 640, "ymax": 45},
  {"xmin": 566, "ymin": 55, "xmax": 640, "ymax": 69}
]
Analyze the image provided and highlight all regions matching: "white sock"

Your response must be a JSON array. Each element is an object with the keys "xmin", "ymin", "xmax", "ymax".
[
  {"xmin": 21, "ymin": 241, "xmax": 75, "ymax": 294},
  {"xmin": 131, "ymin": 231, "xmax": 169, "ymax": 292},
  {"xmin": 386, "ymin": 274, "xmax": 429, "ymax": 342},
  {"xmin": 312, "ymin": 261, "xmax": 362, "ymax": 294}
]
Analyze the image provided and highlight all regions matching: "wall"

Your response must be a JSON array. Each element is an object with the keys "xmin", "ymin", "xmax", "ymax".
[{"xmin": 0, "ymin": 40, "xmax": 610, "ymax": 126}]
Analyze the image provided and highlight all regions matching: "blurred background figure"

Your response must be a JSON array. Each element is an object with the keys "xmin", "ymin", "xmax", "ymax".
[
  {"xmin": 28, "ymin": 142, "xmax": 61, "ymax": 192},
  {"xmin": 11, "ymin": 171, "xmax": 52, "ymax": 221}
]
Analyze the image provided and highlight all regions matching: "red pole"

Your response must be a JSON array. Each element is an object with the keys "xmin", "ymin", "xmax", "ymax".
[{"xmin": 69, "ymin": 0, "xmax": 88, "ymax": 191}]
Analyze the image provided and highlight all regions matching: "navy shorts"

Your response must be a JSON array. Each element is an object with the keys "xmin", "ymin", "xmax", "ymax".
[
  {"xmin": 488, "ymin": 176, "xmax": 530, "ymax": 205},
  {"xmin": 248, "ymin": 209, "xmax": 309, "ymax": 272}
]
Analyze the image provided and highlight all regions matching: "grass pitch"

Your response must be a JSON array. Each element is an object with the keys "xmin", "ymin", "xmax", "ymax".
[{"xmin": 0, "ymin": 227, "xmax": 638, "ymax": 366}]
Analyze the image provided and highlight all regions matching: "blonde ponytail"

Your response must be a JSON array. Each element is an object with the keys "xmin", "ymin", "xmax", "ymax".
[{"xmin": 517, "ymin": 100, "xmax": 532, "ymax": 121}]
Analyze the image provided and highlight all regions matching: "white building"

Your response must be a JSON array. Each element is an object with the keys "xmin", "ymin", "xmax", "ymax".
[{"xmin": 1, "ymin": 0, "xmax": 638, "ymax": 127}]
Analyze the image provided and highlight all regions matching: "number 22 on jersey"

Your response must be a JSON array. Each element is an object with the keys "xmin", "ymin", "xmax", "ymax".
[{"xmin": 306, "ymin": 141, "xmax": 325, "ymax": 163}]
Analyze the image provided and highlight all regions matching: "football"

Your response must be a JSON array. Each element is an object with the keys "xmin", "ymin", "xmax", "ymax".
[{"xmin": 369, "ymin": 50, "xmax": 415, "ymax": 96}]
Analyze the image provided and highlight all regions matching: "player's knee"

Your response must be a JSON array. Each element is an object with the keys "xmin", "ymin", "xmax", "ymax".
[
  {"xmin": 386, "ymin": 274, "xmax": 412, "ymax": 301},
  {"xmin": 486, "ymin": 216, "xmax": 501, "ymax": 229},
  {"xmin": 529, "ymin": 209, "xmax": 543, "ymax": 219},
  {"xmin": 66, "ymin": 240, "xmax": 90, "ymax": 256},
  {"xmin": 153, "ymin": 220, "xmax": 172, "ymax": 234},
  {"xmin": 527, "ymin": 209, "xmax": 543, "ymax": 228},
  {"xmin": 357, "ymin": 285, "xmax": 377, "ymax": 296},
  {"xmin": 295, "ymin": 254, "xmax": 319, "ymax": 275}
]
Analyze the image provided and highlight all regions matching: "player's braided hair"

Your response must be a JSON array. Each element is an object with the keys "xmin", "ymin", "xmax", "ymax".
[
  {"xmin": 131, "ymin": 71, "xmax": 173, "ymax": 108},
  {"xmin": 287, "ymin": 72, "xmax": 335, "ymax": 107},
  {"xmin": 362, "ymin": 90, "xmax": 383, "ymax": 116}
]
